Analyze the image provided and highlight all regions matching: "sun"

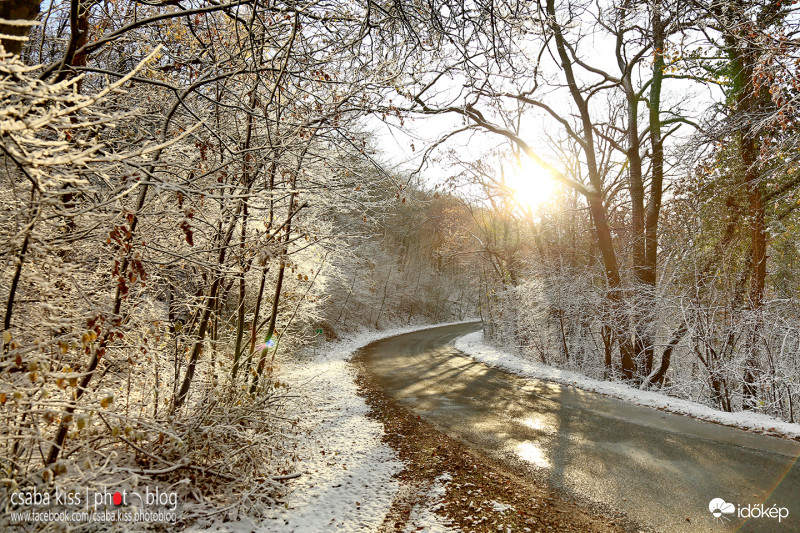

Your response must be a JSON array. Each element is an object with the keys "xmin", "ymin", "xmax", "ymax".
[{"xmin": 503, "ymin": 159, "xmax": 555, "ymax": 213}]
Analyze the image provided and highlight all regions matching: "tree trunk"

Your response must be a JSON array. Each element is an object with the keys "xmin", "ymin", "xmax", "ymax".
[
  {"xmin": 742, "ymin": 132, "xmax": 766, "ymax": 409},
  {"xmin": 251, "ymin": 260, "xmax": 285, "ymax": 392},
  {"xmin": 722, "ymin": 6, "xmax": 767, "ymax": 409},
  {"xmin": 644, "ymin": 323, "xmax": 686, "ymax": 389},
  {"xmin": 641, "ymin": 0, "xmax": 666, "ymax": 381},
  {"xmin": 236, "ymin": 264, "xmax": 267, "ymax": 379},
  {"xmin": 173, "ymin": 201, "xmax": 241, "ymax": 411},
  {"xmin": 0, "ymin": 0, "xmax": 41, "ymax": 56},
  {"xmin": 251, "ymin": 169, "xmax": 302, "ymax": 390},
  {"xmin": 546, "ymin": 0, "xmax": 636, "ymax": 379}
]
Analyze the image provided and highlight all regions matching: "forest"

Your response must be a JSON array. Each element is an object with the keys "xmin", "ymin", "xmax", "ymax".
[{"xmin": 0, "ymin": 0, "xmax": 798, "ymax": 528}]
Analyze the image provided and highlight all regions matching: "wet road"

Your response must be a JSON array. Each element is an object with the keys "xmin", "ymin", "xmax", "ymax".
[{"xmin": 359, "ymin": 322, "xmax": 800, "ymax": 533}]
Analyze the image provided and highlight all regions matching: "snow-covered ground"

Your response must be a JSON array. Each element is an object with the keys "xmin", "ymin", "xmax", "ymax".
[
  {"xmin": 402, "ymin": 474, "xmax": 456, "ymax": 533},
  {"xmin": 455, "ymin": 331, "xmax": 800, "ymax": 440},
  {"xmin": 253, "ymin": 321, "xmax": 473, "ymax": 532}
]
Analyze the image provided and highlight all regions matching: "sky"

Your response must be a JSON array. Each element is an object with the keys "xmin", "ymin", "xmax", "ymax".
[{"xmin": 367, "ymin": 50, "xmax": 720, "ymax": 201}]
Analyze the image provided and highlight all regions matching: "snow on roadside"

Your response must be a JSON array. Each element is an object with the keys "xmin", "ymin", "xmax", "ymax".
[
  {"xmin": 255, "ymin": 321, "xmax": 475, "ymax": 532},
  {"xmin": 489, "ymin": 500, "xmax": 514, "ymax": 513},
  {"xmin": 454, "ymin": 331, "xmax": 800, "ymax": 440},
  {"xmin": 403, "ymin": 474, "xmax": 456, "ymax": 533}
]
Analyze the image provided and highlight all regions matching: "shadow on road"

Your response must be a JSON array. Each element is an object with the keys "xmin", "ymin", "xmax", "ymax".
[{"xmin": 360, "ymin": 322, "xmax": 800, "ymax": 533}]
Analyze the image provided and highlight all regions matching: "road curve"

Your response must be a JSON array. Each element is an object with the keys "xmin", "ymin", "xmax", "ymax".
[{"xmin": 359, "ymin": 322, "xmax": 800, "ymax": 533}]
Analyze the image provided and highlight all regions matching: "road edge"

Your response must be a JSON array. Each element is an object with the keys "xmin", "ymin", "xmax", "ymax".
[{"xmin": 352, "ymin": 340, "xmax": 641, "ymax": 533}]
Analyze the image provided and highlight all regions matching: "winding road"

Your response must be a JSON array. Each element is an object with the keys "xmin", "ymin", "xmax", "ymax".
[{"xmin": 360, "ymin": 322, "xmax": 800, "ymax": 533}]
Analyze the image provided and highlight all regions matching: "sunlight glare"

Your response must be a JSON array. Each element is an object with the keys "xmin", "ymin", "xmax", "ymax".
[
  {"xmin": 504, "ymin": 159, "xmax": 555, "ymax": 212},
  {"xmin": 515, "ymin": 441, "xmax": 551, "ymax": 468}
]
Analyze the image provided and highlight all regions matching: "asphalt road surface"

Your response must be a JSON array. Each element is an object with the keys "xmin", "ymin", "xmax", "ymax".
[{"xmin": 359, "ymin": 322, "xmax": 800, "ymax": 533}]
